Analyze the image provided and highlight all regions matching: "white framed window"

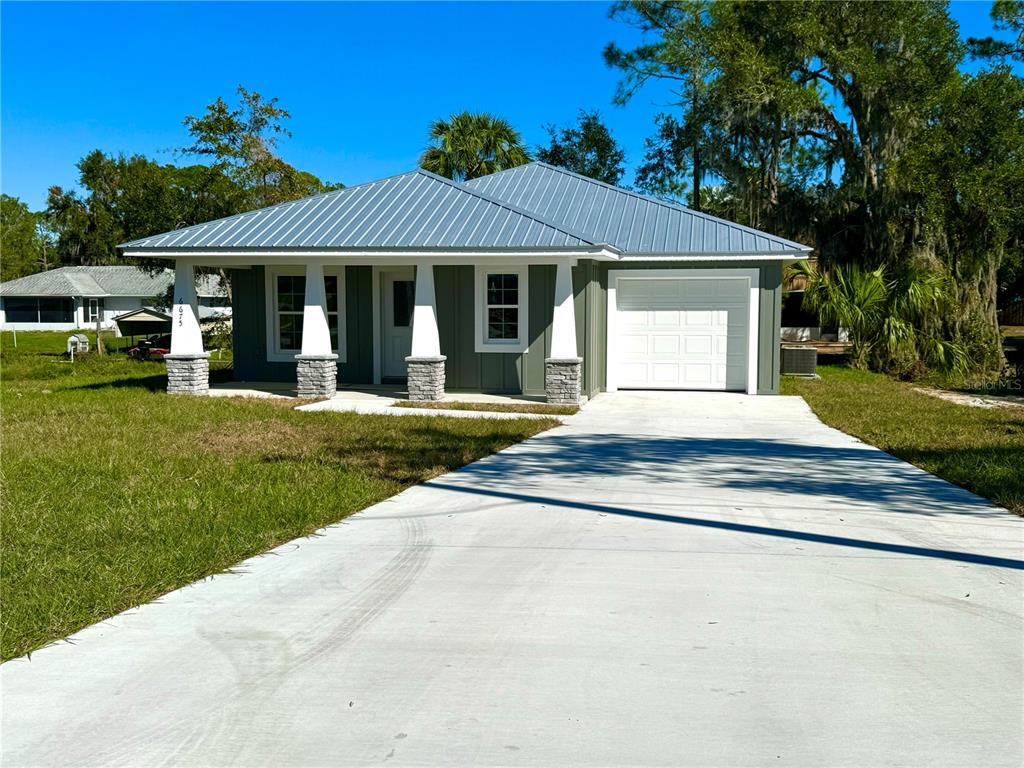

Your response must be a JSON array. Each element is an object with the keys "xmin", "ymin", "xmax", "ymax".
[
  {"xmin": 87, "ymin": 298, "xmax": 102, "ymax": 322},
  {"xmin": 474, "ymin": 265, "xmax": 529, "ymax": 353},
  {"xmin": 264, "ymin": 266, "xmax": 346, "ymax": 363}
]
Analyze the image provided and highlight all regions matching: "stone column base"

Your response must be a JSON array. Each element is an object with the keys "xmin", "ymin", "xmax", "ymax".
[
  {"xmin": 165, "ymin": 353, "xmax": 210, "ymax": 395},
  {"xmin": 545, "ymin": 357, "xmax": 583, "ymax": 405},
  {"xmin": 405, "ymin": 356, "xmax": 447, "ymax": 401},
  {"xmin": 295, "ymin": 354, "xmax": 339, "ymax": 398}
]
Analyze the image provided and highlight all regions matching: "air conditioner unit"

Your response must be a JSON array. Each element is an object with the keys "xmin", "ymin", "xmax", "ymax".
[{"xmin": 781, "ymin": 345, "xmax": 817, "ymax": 376}]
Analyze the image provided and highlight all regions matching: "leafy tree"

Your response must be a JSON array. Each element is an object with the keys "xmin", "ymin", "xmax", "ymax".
[
  {"xmin": 42, "ymin": 88, "xmax": 341, "ymax": 272},
  {"xmin": 0, "ymin": 195, "xmax": 42, "ymax": 280},
  {"xmin": 968, "ymin": 0, "xmax": 1024, "ymax": 62},
  {"xmin": 419, "ymin": 112, "xmax": 530, "ymax": 181},
  {"xmin": 605, "ymin": 1, "xmax": 715, "ymax": 208},
  {"xmin": 607, "ymin": 1, "xmax": 962, "ymax": 263},
  {"xmin": 45, "ymin": 151, "xmax": 246, "ymax": 268},
  {"xmin": 182, "ymin": 85, "xmax": 341, "ymax": 208},
  {"xmin": 901, "ymin": 68, "xmax": 1024, "ymax": 370},
  {"xmin": 537, "ymin": 111, "xmax": 626, "ymax": 185}
]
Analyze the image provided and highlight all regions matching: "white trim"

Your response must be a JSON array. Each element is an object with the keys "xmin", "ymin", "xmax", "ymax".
[
  {"xmin": 121, "ymin": 248, "xmax": 621, "ymax": 264},
  {"xmin": 618, "ymin": 253, "xmax": 806, "ymax": 261},
  {"xmin": 606, "ymin": 268, "xmax": 760, "ymax": 395},
  {"xmin": 371, "ymin": 266, "xmax": 382, "ymax": 384},
  {"xmin": 264, "ymin": 265, "xmax": 346, "ymax": 363},
  {"xmin": 474, "ymin": 265, "xmax": 530, "ymax": 354}
]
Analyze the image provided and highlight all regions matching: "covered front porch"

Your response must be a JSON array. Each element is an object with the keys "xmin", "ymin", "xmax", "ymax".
[{"xmin": 165, "ymin": 256, "xmax": 589, "ymax": 405}]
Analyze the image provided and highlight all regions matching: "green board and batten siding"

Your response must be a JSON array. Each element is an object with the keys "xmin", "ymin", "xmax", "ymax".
[
  {"xmin": 231, "ymin": 266, "xmax": 375, "ymax": 384},
  {"xmin": 230, "ymin": 260, "xmax": 782, "ymax": 395}
]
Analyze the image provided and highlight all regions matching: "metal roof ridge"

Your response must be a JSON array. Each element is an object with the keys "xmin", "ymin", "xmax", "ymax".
[
  {"xmin": 479, "ymin": 161, "xmax": 813, "ymax": 253},
  {"xmin": 411, "ymin": 168, "xmax": 608, "ymax": 247}
]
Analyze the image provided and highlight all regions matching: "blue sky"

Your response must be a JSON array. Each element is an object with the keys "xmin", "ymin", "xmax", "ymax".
[{"xmin": 0, "ymin": 1, "xmax": 1014, "ymax": 210}]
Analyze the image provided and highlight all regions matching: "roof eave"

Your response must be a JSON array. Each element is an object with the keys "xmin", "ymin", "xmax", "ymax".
[
  {"xmin": 118, "ymin": 244, "xmax": 622, "ymax": 261},
  {"xmin": 618, "ymin": 249, "xmax": 812, "ymax": 261}
]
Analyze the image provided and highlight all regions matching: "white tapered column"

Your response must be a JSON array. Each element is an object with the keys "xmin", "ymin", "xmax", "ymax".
[
  {"xmin": 406, "ymin": 261, "xmax": 445, "ymax": 400},
  {"xmin": 300, "ymin": 262, "xmax": 333, "ymax": 356},
  {"xmin": 295, "ymin": 262, "xmax": 338, "ymax": 398},
  {"xmin": 169, "ymin": 260, "xmax": 204, "ymax": 355},
  {"xmin": 165, "ymin": 260, "xmax": 209, "ymax": 394},
  {"xmin": 410, "ymin": 261, "xmax": 441, "ymax": 357},
  {"xmin": 550, "ymin": 260, "xmax": 578, "ymax": 359},
  {"xmin": 546, "ymin": 260, "xmax": 582, "ymax": 404}
]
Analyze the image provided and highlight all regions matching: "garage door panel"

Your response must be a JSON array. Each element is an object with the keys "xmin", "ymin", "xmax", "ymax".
[
  {"xmin": 620, "ymin": 334, "xmax": 649, "ymax": 356},
  {"xmin": 652, "ymin": 335, "xmax": 682, "ymax": 355},
  {"xmin": 681, "ymin": 363, "xmax": 714, "ymax": 386},
  {"xmin": 618, "ymin": 362, "xmax": 650, "ymax": 386},
  {"xmin": 651, "ymin": 363, "xmax": 682, "ymax": 385},
  {"xmin": 684, "ymin": 335, "xmax": 712, "ymax": 355},
  {"xmin": 651, "ymin": 310, "xmax": 681, "ymax": 327},
  {"xmin": 614, "ymin": 276, "xmax": 749, "ymax": 392}
]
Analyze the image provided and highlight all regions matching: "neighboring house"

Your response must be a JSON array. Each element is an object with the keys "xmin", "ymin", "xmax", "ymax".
[
  {"xmin": 0, "ymin": 266, "xmax": 229, "ymax": 332},
  {"xmin": 120, "ymin": 162, "xmax": 812, "ymax": 402}
]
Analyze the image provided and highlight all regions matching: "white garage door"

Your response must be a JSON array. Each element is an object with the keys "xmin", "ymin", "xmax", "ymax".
[{"xmin": 614, "ymin": 276, "xmax": 750, "ymax": 391}]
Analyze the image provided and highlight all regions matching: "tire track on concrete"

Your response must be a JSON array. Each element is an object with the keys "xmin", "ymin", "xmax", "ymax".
[{"xmin": 81, "ymin": 518, "xmax": 431, "ymax": 768}]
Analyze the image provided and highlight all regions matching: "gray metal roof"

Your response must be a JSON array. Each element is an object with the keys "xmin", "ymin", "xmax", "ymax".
[
  {"xmin": 465, "ymin": 162, "xmax": 812, "ymax": 255},
  {"xmin": 0, "ymin": 267, "xmax": 226, "ymax": 298},
  {"xmin": 120, "ymin": 169, "xmax": 601, "ymax": 252},
  {"xmin": 112, "ymin": 307, "xmax": 172, "ymax": 323}
]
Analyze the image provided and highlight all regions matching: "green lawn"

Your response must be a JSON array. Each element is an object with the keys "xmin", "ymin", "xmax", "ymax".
[
  {"xmin": 0, "ymin": 332, "xmax": 557, "ymax": 660},
  {"xmin": 782, "ymin": 366, "xmax": 1024, "ymax": 516}
]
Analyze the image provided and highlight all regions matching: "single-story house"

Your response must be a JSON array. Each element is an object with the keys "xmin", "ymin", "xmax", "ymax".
[
  {"xmin": 0, "ymin": 266, "xmax": 229, "ymax": 332},
  {"xmin": 119, "ymin": 162, "xmax": 812, "ymax": 402}
]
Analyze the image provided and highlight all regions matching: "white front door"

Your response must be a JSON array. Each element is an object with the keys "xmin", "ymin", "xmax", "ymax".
[
  {"xmin": 613, "ymin": 276, "xmax": 750, "ymax": 391},
  {"xmin": 381, "ymin": 269, "xmax": 415, "ymax": 379}
]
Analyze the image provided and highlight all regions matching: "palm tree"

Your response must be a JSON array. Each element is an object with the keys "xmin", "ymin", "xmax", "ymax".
[
  {"xmin": 419, "ymin": 112, "xmax": 530, "ymax": 182},
  {"xmin": 791, "ymin": 260, "xmax": 967, "ymax": 374}
]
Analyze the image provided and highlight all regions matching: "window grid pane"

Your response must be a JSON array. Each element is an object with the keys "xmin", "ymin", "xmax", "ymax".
[
  {"xmin": 485, "ymin": 273, "xmax": 520, "ymax": 342},
  {"xmin": 487, "ymin": 307, "xmax": 519, "ymax": 340},
  {"xmin": 325, "ymin": 276, "xmax": 338, "ymax": 314},
  {"xmin": 278, "ymin": 313, "xmax": 303, "ymax": 352}
]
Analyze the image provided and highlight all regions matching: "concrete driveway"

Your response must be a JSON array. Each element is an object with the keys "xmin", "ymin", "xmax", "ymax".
[{"xmin": 3, "ymin": 392, "xmax": 1022, "ymax": 767}]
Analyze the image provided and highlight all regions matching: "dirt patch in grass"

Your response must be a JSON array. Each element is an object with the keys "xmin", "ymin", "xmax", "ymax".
[
  {"xmin": 912, "ymin": 387, "xmax": 1024, "ymax": 410},
  {"xmin": 201, "ymin": 419, "xmax": 311, "ymax": 459}
]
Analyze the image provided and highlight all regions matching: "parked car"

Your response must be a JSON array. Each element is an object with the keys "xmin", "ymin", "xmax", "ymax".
[{"xmin": 128, "ymin": 334, "xmax": 171, "ymax": 360}]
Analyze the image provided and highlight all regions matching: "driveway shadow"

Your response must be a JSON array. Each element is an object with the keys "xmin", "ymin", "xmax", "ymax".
[
  {"xmin": 442, "ymin": 431, "xmax": 1006, "ymax": 517},
  {"xmin": 421, "ymin": 479, "xmax": 1023, "ymax": 571},
  {"xmin": 410, "ymin": 430, "xmax": 1022, "ymax": 570}
]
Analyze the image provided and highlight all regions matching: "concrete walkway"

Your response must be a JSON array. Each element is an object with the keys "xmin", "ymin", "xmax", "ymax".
[{"xmin": 3, "ymin": 392, "xmax": 1022, "ymax": 767}]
